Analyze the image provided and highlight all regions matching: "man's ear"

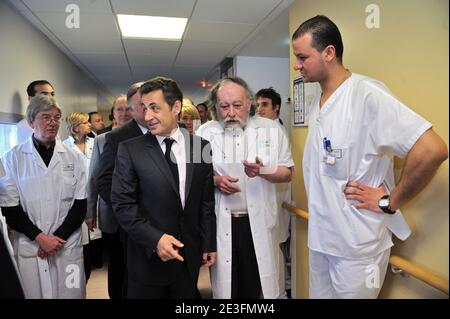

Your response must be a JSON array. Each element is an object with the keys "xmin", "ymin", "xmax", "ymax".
[
  {"xmin": 173, "ymin": 100, "xmax": 182, "ymax": 115},
  {"xmin": 274, "ymin": 105, "xmax": 280, "ymax": 113},
  {"xmin": 323, "ymin": 45, "xmax": 336, "ymax": 62},
  {"xmin": 28, "ymin": 120, "xmax": 35, "ymax": 130}
]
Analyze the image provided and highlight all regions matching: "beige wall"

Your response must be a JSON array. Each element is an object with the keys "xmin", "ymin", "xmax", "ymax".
[{"xmin": 289, "ymin": 0, "xmax": 448, "ymax": 298}]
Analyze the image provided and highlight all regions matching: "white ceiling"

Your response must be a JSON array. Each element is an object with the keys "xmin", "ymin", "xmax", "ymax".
[{"xmin": 9, "ymin": 0, "xmax": 292, "ymax": 98}]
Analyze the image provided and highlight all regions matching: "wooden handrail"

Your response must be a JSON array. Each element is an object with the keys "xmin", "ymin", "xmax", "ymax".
[
  {"xmin": 389, "ymin": 255, "xmax": 449, "ymax": 295},
  {"xmin": 282, "ymin": 202, "xmax": 449, "ymax": 296},
  {"xmin": 282, "ymin": 202, "xmax": 308, "ymax": 219}
]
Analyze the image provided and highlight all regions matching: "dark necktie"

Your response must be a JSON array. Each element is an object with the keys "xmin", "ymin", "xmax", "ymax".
[{"xmin": 163, "ymin": 138, "xmax": 179, "ymax": 190}]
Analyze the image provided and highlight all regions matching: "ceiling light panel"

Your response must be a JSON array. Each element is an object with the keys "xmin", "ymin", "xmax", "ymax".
[{"xmin": 117, "ymin": 14, "xmax": 188, "ymax": 40}]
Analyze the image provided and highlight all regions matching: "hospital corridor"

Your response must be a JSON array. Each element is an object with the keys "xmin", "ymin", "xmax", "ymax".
[{"xmin": 0, "ymin": 0, "xmax": 448, "ymax": 306}]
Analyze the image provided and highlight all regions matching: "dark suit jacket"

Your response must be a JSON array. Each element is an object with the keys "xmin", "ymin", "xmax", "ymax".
[
  {"xmin": 97, "ymin": 120, "xmax": 143, "ymax": 208},
  {"xmin": 110, "ymin": 131, "xmax": 216, "ymax": 286}
]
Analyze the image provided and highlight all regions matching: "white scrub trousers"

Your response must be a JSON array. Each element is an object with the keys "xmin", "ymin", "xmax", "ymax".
[{"xmin": 309, "ymin": 248, "xmax": 391, "ymax": 299}]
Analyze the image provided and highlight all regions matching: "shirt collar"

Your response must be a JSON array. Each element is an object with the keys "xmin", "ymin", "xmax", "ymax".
[
  {"xmin": 137, "ymin": 122, "xmax": 148, "ymax": 135},
  {"xmin": 32, "ymin": 134, "xmax": 56, "ymax": 151},
  {"xmin": 156, "ymin": 126, "xmax": 182, "ymax": 146}
]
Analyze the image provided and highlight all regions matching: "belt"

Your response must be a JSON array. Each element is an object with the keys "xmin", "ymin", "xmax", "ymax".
[{"xmin": 231, "ymin": 211, "xmax": 248, "ymax": 218}]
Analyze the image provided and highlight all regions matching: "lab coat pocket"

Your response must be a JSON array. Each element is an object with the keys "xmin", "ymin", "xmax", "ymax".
[
  {"xmin": 61, "ymin": 175, "xmax": 76, "ymax": 201},
  {"xmin": 320, "ymin": 146, "xmax": 349, "ymax": 181},
  {"xmin": 17, "ymin": 235, "xmax": 39, "ymax": 258}
]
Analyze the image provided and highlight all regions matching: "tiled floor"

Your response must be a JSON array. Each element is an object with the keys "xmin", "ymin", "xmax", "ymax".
[
  {"xmin": 86, "ymin": 265, "xmax": 213, "ymax": 299},
  {"xmin": 86, "ymin": 265, "xmax": 109, "ymax": 299}
]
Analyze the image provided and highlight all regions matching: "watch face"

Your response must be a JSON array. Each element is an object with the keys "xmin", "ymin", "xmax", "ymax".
[{"xmin": 379, "ymin": 198, "xmax": 389, "ymax": 207}]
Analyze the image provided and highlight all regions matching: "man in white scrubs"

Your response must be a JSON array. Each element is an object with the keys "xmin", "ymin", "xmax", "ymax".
[
  {"xmin": 292, "ymin": 15, "xmax": 448, "ymax": 298},
  {"xmin": 196, "ymin": 77, "xmax": 294, "ymax": 299},
  {"xmin": 0, "ymin": 95, "xmax": 87, "ymax": 299}
]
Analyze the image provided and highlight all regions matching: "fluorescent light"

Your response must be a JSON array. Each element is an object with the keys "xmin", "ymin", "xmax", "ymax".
[{"xmin": 117, "ymin": 14, "xmax": 188, "ymax": 40}]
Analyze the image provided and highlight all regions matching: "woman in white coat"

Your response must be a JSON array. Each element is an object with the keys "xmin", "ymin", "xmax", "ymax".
[
  {"xmin": 63, "ymin": 112, "xmax": 102, "ymax": 280},
  {"xmin": 0, "ymin": 95, "xmax": 87, "ymax": 298}
]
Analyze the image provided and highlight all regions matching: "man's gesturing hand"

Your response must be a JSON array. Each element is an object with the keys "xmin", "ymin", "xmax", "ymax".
[{"xmin": 156, "ymin": 234, "xmax": 185, "ymax": 262}]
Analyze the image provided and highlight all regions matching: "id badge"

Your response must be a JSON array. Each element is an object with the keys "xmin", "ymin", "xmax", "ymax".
[
  {"xmin": 323, "ymin": 154, "xmax": 336, "ymax": 165},
  {"xmin": 63, "ymin": 163, "xmax": 74, "ymax": 171}
]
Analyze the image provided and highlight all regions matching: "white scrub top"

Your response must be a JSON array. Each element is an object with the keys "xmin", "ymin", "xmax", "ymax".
[{"xmin": 303, "ymin": 73, "xmax": 432, "ymax": 259}]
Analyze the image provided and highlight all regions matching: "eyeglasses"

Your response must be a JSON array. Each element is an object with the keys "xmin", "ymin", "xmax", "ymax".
[{"xmin": 36, "ymin": 114, "xmax": 62, "ymax": 124}]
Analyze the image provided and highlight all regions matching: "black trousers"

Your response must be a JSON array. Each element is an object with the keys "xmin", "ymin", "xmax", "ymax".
[
  {"xmin": 89, "ymin": 238, "xmax": 103, "ymax": 268},
  {"xmin": 127, "ymin": 263, "xmax": 198, "ymax": 299},
  {"xmin": 231, "ymin": 215, "xmax": 262, "ymax": 299},
  {"xmin": 83, "ymin": 244, "xmax": 91, "ymax": 282},
  {"xmin": 102, "ymin": 231, "xmax": 126, "ymax": 299}
]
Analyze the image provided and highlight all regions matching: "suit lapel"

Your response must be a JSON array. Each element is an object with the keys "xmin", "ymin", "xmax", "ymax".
[{"xmin": 145, "ymin": 134, "xmax": 180, "ymax": 196}]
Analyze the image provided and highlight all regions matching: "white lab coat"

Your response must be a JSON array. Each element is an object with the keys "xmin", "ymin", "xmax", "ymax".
[
  {"xmin": 0, "ymin": 137, "xmax": 87, "ymax": 299},
  {"xmin": 271, "ymin": 120, "xmax": 293, "ymax": 244},
  {"xmin": 197, "ymin": 117, "xmax": 294, "ymax": 299},
  {"xmin": 63, "ymin": 136, "xmax": 101, "ymax": 241}
]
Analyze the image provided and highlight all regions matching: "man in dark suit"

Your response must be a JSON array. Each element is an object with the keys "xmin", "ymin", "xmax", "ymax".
[
  {"xmin": 111, "ymin": 76, "xmax": 216, "ymax": 299},
  {"xmin": 95, "ymin": 83, "xmax": 146, "ymax": 299},
  {"xmin": 97, "ymin": 95, "xmax": 132, "ymax": 135}
]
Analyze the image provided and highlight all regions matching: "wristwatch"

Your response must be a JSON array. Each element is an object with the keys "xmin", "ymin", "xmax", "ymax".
[{"xmin": 378, "ymin": 195, "xmax": 396, "ymax": 215}]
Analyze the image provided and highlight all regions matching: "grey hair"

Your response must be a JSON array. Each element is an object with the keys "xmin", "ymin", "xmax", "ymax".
[
  {"xmin": 113, "ymin": 94, "xmax": 127, "ymax": 108},
  {"xmin": 126, "ymin": 82, "xmax": 144, "ymax": 107},
  {"xmin": 206, "ymin": 77, "xmax": 255, "ymax": 120},
  {"xmin": 26, "ymin": 95, "xmax": 61, "ymax": 122}
]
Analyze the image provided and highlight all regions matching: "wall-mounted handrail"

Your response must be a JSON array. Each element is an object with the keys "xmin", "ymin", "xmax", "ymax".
[{"xmin": 282, "ymin": 202, "xmax": 449, "ymax": 296}]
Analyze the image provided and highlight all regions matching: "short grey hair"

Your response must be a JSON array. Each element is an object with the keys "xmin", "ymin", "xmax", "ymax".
[
  {"xmin": 113, "ymin": 94, "xmax": 127, "ymax": 108},
  {"xmin": 206, "ymin": 77, "xmax": 255, "ymax": 120},
  {"xmin": 126, "ymin": 82, "xmax": 144, "ymax": 107},
  {"xmin": 26, "ymin": 95, "xmax": 61, "ymax": 122}
]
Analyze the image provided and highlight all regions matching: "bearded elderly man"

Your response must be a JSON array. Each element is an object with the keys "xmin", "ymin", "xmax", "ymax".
[{"xmin": 196, "ymin": 77, "xmax": 294, "ymax": 299}]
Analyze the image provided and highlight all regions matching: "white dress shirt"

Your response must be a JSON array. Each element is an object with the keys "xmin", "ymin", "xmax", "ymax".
[{"xmin": 137, "ymin": 122, "xmax": 148, "ymax": 135}]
